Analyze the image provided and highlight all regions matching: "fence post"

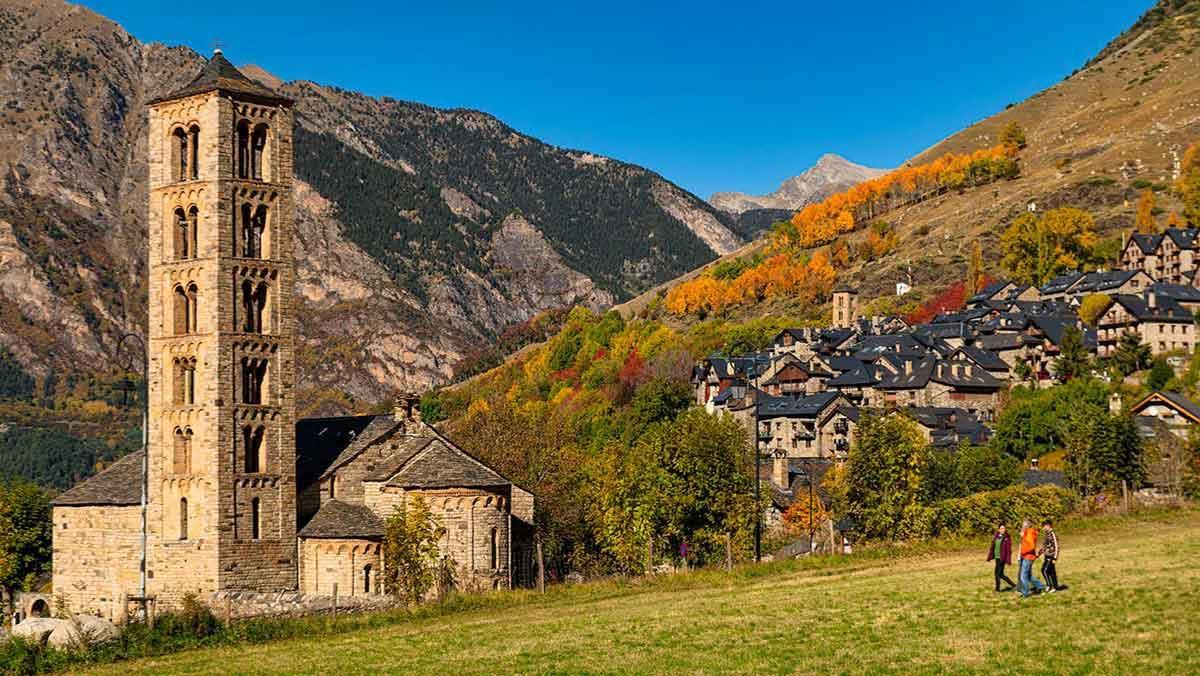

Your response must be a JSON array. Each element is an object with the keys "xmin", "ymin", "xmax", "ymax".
[
  {"xmin": 828, "ymin": 520, "xmax": 836, "ymax": 556},
  {"xmin": 725, "ymin": 532, "xmax": 732, "ymax": 572},
  {"xmin": 1122, "ymin": 480, "xmax": 1130, "ymax": 514},
  {"xmin": 332, "ymin": 583, "xmax": 338, "ymax": 624},
  {"xmin": 536, "ymin": 537, "xmax": 545, "ymax": 594}
]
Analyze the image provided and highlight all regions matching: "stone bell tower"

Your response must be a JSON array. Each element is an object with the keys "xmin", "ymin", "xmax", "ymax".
[{"xmin": 145, "ymin": 50, "xmax": 297, "ymax": 602}]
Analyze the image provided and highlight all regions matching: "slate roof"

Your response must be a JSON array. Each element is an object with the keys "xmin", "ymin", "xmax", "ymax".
[
  {"xmin": 1038, "ymin": 272, "xmax": 1084, "ymax": 296},
  {"xmin": 297, "ymin": 500, "xmax": 385, "ymax": 540},
  {"xmin": 898, "ymin": 407, "xmax": 992, "ymax": 448},
  {"xmin": 967, "ymin": 280, "xmax": 1012, "ymax": 305},
  {"xmin": 380, "ymin": 438, "xmax": 512, "ymax": 489},
  {"xmin": 306, "ymin": 415, "xmax": 401, "ymax": 483},
  {"xmin": 1129, "ymin": 232, "xmax": 1162, "ymax": 255},
  {"xmin": 821, "ymin": 356, "xmax": 866, "ymax": 373},
  {"xmin": 52, "ymin": 451, "xmax": 144, "ymax": 507},
  {"xmin": 975, "ymin": 332, "xmax": 1027, "ymax": 352},
  {"xmin": 826, "ymin": 364, "xmax": 878, "ymax": 387},
  {"xmin": 296, "ymin": 415, "xmax": 378, "ymax": 487},
  {"xmin": 1070, "ymin": 270, "xmax": 1146, "ymax": 295},
  {"xmin": 756, "ymin": 391, "xmax": 842, "ymax": 419},
  {"xmin": 875, "ymin": 357, "xmax": 935, "ymax": 390},
  {"xmin": 151, "ymin": 52, "xmax": 291, "ymax": 104},
  {"xmin": 931, "ymin": 362, "xmax": 1003, "ymax": 390},
  {"xmin": 1108, "ymin": 294, "xmax": 1194, "ymax": 323},
  {"xmin": 1164, "ymin": 227, "xmax": 1199, "ymax": 250},
  {"xmin": 952, "ymin": 346, "xmax": 1010, "ymax": 373},
  {"xmin": 1150, "ymin": 283, "xmax": 1200, "ymax": 303}
]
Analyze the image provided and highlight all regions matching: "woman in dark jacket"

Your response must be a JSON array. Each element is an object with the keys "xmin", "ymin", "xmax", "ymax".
[{"xmin": 986, "ymin": 524, "xmax": 1016, "ymax": 592}]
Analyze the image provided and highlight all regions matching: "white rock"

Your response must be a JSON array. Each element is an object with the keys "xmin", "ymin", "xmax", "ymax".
[
  {"xmin": 47, "ymin": 615, "xmax": 119, "ymax": 649},
  {"xmin": 11, "ymin": 618, "xmax": 64, "ymax": 645}
]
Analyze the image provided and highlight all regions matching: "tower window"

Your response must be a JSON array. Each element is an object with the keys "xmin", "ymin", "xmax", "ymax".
[
  {"xmin": 172, "ymin": 284, "xmax": 197, "ymax": 335},
  {"xmin": 173, "ymin": 426, "xmax": 193, "ymax": 474},
  {"xmin": 243, "ymin": 425, "xmax": 265, "ymax": 473},
  {"xmin": 172, "ymin": 128, "xmax": 189, "ymax": 182},
  {"xmin": 173, "ymin": 358, "xmax": 196, "ymax": 405},
  {"xmin": 250, "ymin": 497, "xmax": 261, "ymax": 540},
  {"xmin": 251, "ymin": 124, "xmax": 269, "ymax": 181},
  {"xmin": 174, "ymin": 208, "xmax": 190, "ymax": 260},
  {"xmin": 187, "ymin": 206, "xmax": 199, "ymax": 258},
  {"xmin": 240, "ymin": 357, "xmax": 267, "ymax": 405},
  {"xmin": 179, "ymin": 497, "xmax": 189, "ymax": 540},
  {"xmin": 236, "ymin": 121, "xmax": 250, "ymax": 180},
  {"xmin": 188, "ymin": 125, "xmax": 200, "ymax": 180},
  {"xmin": 240, "ymin": 280, "xmax": 268, "ymax": 333}
]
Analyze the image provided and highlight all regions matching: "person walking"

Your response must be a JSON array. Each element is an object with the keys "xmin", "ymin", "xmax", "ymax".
[
  {"xmin": 1039, "ymin": 520, "xmax": 1061, "ymax": 592},
  {"xmin": 986, "ymin": 524, "xmax": 1016, "ymax": 592},
  {"xmin": 1018, "ymin": 519, "xmax": 1046, "ymax": 598}
]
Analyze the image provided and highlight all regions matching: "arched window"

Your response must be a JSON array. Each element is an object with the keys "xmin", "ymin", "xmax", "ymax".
[
  {"xmin": 250, "ymin": 205, "xmax": 267, "ymax": 258},
  {"xmin": 363, "ymin": 565, "xmax": 373, "ymax": 594},
  {"xmin": 186, "ymin": 283, "xmax": 198, "ymax": 334},
  {"xmin": 250, "ymin": 497, "xmax": 261, "ymax": 540},
  {"xmin": 239, "ymin": 281, "xmax": 268, "ymax": 333},
  {"xmin": 172, "ymin": 128, "xmax": 189, "ymax": 182},
  {"xmin": 187, "ymin": 206, "xmax": 199, "ymax": 259},
  {"xmin": 174, "ymin": 208, "xmax": 189, "ymax": 260},
  {"xmin": 243, "ymin": 425, "xmax": 265, "ymax": 473},
  {"xmin": 188, "ymin": 125, "xmax": 200, "ymax": 180},
  {"xmin": 173, "ymin": 285, "xmax": 190, "ymax": 335},
  {"xmin": 173, "ymin": 427, "xmax": 192, "ymax": 474},
  {"xmin": 179, "ymin": 498, "xmax": 189, "ymax": 540},
  {"xmin": 173, "ymin": 358, "xmax": 196, "ymax": 405},
  {"xmin": 251, "ymin": 124, "xmax": 269, "ymax": 181},
  {"xmin": 236, "ymin": 121, "xmax": 250, "ymax": 179},
  {"xmin": 489, "ymin": 527, "xmax": 499, "ymax": 570},
  {"xmin": 240, "ymin": 357, "xmax": 267, "ymax": 404}
]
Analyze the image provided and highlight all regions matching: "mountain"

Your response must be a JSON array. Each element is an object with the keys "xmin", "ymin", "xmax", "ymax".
[
  {"xmin": 624, "ymin": 0, "xmax": 1200, "ymax": 320},
  {"xmin": 709, "ymin": 154, "xmax": 888, "ymax": 216},
  {"xmin": 0, "ymin": 0, "xmax": 743, "ymax": 413}
]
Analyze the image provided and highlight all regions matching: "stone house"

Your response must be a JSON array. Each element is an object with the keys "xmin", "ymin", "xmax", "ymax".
[
  {"xmin": 1095, "ymin": 293, "xmax": 1196, "ymax": 357},
  {"xmin": 755, "ymin": 392, "xmax": 856, "ymax": 488},
  {"xmin": 1120, "ymin": 228, "xmax": 1200, "ymax": 285}
]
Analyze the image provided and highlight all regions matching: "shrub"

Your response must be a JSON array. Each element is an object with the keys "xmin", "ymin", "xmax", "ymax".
[{"xmin": 932, "ymin": 485, "xmax": 1078, "ymax": 537}]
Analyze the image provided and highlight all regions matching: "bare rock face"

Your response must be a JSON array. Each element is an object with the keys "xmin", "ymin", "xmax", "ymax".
[
  {"xmin": 710, "ymin": 154, "xmax": 888, "ymax": 215},
  {"xmin": 0, "ymin": 0, "xmax": 742, "ymax": 409}
]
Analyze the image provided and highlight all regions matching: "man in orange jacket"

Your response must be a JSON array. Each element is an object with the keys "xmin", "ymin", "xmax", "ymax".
[{"xmin": 1018, "ymin": 519, "xmax": 1046, "ymax": 598}]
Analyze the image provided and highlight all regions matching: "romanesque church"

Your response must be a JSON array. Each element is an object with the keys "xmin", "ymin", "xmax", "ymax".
[{"xmin": 48, "ymin": 52, "xmax": 534, "ymax": 621}]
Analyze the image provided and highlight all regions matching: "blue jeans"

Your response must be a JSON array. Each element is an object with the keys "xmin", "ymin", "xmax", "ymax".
[{"xmin": 1019, "ymin": 558, "xmax": 1045, "ymax": 597}]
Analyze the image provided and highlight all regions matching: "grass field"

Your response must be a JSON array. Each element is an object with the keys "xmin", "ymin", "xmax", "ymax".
[{"xmin": 82, "ymin": 509, "xmax": 1200, "ymax": 675}]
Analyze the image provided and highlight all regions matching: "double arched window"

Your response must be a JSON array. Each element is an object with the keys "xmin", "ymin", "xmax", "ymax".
[
  {"xmin": 234, "ymin": 203, "xmax": 268, "ymax": 258},
  {"xmin": 173, "ymin": 283, "xmax": 198, "ymax": 335},
  {"xmin": 240, "ymin": 280, "xmax": 268, "ymax": 333},
  {"xmin": 173, "ymin": 207, "xmax": 198, "ymax": 260},
  {"xmin": 173, "ymin": 426, "xmax": 193, "ymax": 475},
  {"xmin": 236, "ymin": 121, "xmax": 270, "ymax": 181},
  {"xmin": 240, "ymin": 357, "xmax": 268, "ymax": 404},
  {"xmin": 171, "ymin": 126, "xmax": 200, "ymax": 182},
  {"xmin": 173, "ymin": 357, "xmax": 197, "ymax": 405}
]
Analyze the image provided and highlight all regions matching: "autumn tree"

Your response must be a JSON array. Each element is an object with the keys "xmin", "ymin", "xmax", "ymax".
[
  {"xmin": 1135, "ymin": 188, "xmax": 1158, "ymax": 234},
  {"xmin": 966, "ymin": 241, "xmax": 984, "ymax": 298},
  {"xmin": 1000, "ymin": 207, "xmax": 1099, "ymax": 287},
  {"xmin": 1000, "ymin": 122, "xmax": 1027, "ymax": 150},
  {"xmin": 1077, "ymin": 293, "xmax": 1112, "ymax": 327}
]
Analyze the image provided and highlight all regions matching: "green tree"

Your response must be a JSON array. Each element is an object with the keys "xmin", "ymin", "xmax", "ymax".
[
  {"xmin": 844, "ymin": 414, "xmax": 934, "ymax": 540},
  {"xmin": 0, "ymin": 478, "xmax": 52, "ymax": 594},
  {"xmin": 1112, "ymin": 331, "xmax": 1153, "ymax": 376},
  {"xmin": 990, "ymin": 379, "xmax": 1109, "ymax": 460},
  {"xmin": 1000, "ymin": 207, "xmax": 1098, "ymax": 287},
  {"xmin": 1147, "ymin": 358, "xmax": 1174, "ymax": 391},
  {"xmin": 1053, "ymin": 325, "xmax": 1090, "ymax": 381},
  {"xmin": 954, "ymin": 444, "xmax": 1023, "ymax": 494},
  {"xmin": 383, "ymin": 496, "xmax": 448, "ymax": 604},
  {"xmin": 1063, "ymin": 411, "xmax": 1145, "ymax": 495}
]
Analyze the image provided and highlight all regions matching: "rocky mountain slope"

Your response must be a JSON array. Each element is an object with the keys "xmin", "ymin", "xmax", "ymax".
[
  {"xmin": 620, "ymin": 0, "xmax": 1200, "ymax": 321},
  {"xmin": 709, "ymin": 154, "xmax": 888, "ymax": 215},
  {"xmin": 0, "ymin": 0, "xmax": 742, "ymax": 412}
]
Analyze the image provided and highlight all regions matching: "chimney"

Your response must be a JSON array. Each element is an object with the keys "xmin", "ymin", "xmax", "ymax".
[
  {"xmin": 394, "ymin": 394, "xmax": 423, "ymax": 424},
  {"xmin": 1109, "ymin": 392, "xmax": 1123, "ymax": 413},
  {"xmin": 1147, "ymin": 293, "xmax": 1157, "ymax": 309},
  {"xmin": 773, "ymin": 457, "xmax": 788, "ymax": 490}
]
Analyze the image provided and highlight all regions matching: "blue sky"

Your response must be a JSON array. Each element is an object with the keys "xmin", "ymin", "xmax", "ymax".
[{"xmin": 89, "ymin": 0, "xmax": 1149, "ymax": 198}]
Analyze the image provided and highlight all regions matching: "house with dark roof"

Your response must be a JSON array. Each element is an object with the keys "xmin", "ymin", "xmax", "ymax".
[
  {"xmin": 1095, "ymin": 293, "xmax": 1196, "ymax": 357},
  {"xmin": 1129, "ymin": 390, "xmax": 1200, "ymax": 437},
  {"xmin": 756, "ymin": 392, "xmax": 856, "ymax": 486}
]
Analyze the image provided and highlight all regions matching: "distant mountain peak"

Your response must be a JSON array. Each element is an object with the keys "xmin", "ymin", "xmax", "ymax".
[{"xmin": 709, "ymin": 155, "xmax": 888, "ymax": 216}]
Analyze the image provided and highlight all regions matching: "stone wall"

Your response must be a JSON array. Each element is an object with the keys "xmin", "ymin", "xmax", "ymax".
[
  {"xmin": 299, "ymin": 538, "xmax": 382, "ymax": 598},
  {"xmin": 210, "ymin": 588, "xmax": 394, "ymax": 620},
  {"xmin": 51, "ymin": 505, "xmax": 142, "ymax": 622}
]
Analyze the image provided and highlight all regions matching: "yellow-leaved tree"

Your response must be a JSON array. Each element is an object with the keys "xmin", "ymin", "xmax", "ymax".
[
  {"xmin": 1135, "ymin": 188, "xmax": 1157, "ymax": 234},
  {"xmin": 1000, "ymin": 207, "xmax": 1099, "ymax": 287},
  {"xmin": 1077, "ymin": 293, "xmax": 1112, "ymax": 327}
]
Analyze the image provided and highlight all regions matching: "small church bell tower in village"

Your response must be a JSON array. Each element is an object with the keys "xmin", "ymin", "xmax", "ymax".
[{"xmin": 144, "ymin": 50, "xmax": 298, "ymax": 599}]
